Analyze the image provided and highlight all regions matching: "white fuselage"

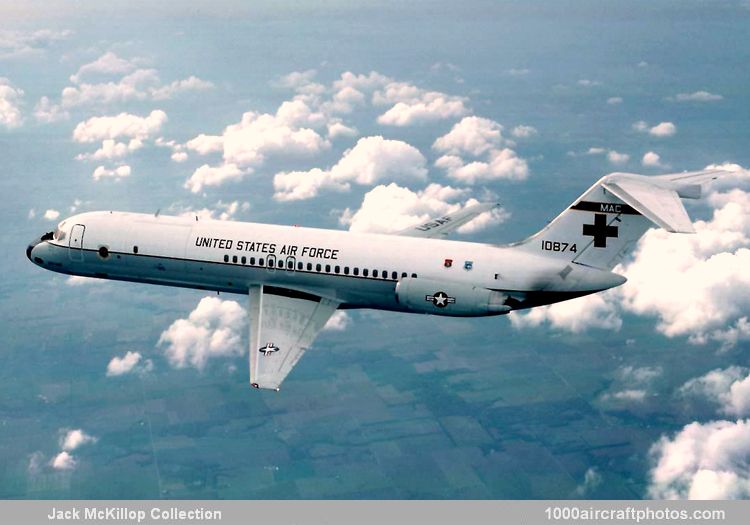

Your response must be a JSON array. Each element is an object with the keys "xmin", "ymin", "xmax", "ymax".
[{"xmin": 27, "ymin": 211, "xmax": 625, "ymax": 315}]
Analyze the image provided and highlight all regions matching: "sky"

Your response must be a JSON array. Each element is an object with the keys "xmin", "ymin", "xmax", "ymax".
[{"xmin": 1, "ymin": 0, "xmax": 750, "ymax": 499}]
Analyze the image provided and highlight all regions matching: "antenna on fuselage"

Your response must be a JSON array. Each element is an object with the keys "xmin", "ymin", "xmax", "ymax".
[{"xmin": 154, "ymin": 209, "xmax": 160, "ymax": 217}]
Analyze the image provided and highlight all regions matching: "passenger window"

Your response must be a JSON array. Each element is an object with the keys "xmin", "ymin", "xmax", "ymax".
[
  {"xmin": 373, "ymin": 270, "xmax": 378, "ymax": 278},
  {"xmin": 316, "ymin": 263, "xmax": 321, "ymax": 272},
  {"xmin": 223, "ymin": 254, "xmax": 229, "ymax": 263},
  {"xmin": 363, "ymin": 269, "xmax": 369, "ymax": 277},
  {"xmin": 287, "ymin": 260, "xmax": 294, "ymax": 269},
  {"xmin": 307, "ymin": 262, "xmax": 312, "ymax": 271},
  {"xmin": 133, "ymin": 246, "xmax": 139, "ymax": 254},
  {"xmin": 411, "ymin": 273, "xmax": 417, "ymax": 278},
  {"xmin": 232, "ymin": 255, "xmax": 238, "ymax": 263},
  {"xmin": 250, "ymin": 257, "xmax": 255, "ymax": 265},
  {"xmin": 241, "ymin": 256, "xmax": 246, "ymax": 265},
  {"xmin": 353, "ymin": 267, "xmax": 359, "ymax": 276},
  {"xmin": 297, "ymin": 262, "xmax": 303, "ymax": 270},
  {"xmin": 391, "ymin": 271, "xmax": 397, "ymax": 279},
  {"xmin": 259, "ymin": 258, "xmax": 264, "ymax": 266},
  {"xmin": 334, "ymin": 265, "xmax": 340, "ymax": 274},
  {"xmin": 344, "ymin": 267, "xmax": 349, "ymax": 275},
  {"xmin": 401, "ymin": 272, "xmax": 407, "ymax": 278},
  {"xmin": 277, "ymin": 260, "xmax": 283, "ymax": 268},
  {"xmin": 325, "ymin": 264, "xmax": 331, "ymax": 273}
]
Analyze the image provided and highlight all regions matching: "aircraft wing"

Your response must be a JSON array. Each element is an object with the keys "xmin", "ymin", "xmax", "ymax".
[
  {"xmin": 248, "ymin": 285, "xmax": 339, "ymax": 391},
  {"xmin": 395, "ymin": 202, "xmax": 500, "ymax": 239}
]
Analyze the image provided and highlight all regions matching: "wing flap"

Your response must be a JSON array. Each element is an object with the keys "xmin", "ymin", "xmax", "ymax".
[{"xmin": 248, "ymin": 285, "xmax": 339, "ymax": 391}]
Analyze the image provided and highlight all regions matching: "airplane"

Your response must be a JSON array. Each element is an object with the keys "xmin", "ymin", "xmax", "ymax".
[{"xmin": 27, "ymin": 169, "xmax": 727, "ymax": 391}]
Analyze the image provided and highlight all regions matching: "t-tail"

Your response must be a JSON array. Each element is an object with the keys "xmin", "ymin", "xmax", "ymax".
[{"xmin": 516, "ymin": 170, "xmax": 726, "ymax": 271}]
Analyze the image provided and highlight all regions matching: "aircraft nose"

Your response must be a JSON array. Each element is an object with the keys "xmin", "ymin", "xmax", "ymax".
[{"xmin": 26, "ymin": 232, "xmax": 51, "ymax": 263}]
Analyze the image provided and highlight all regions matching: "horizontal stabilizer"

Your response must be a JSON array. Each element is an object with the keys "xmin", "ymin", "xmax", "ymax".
[{"xmin": 602, "ymin": 175, "xmax": 695, "ymax": 233}]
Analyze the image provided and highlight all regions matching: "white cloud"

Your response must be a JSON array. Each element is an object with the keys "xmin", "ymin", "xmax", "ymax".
[
  {"xmin": 634, "ymin": 120, "xmax": 677, "ymax": 137},
  {"xmin": 70, "ymin": 51, "xmax": 138, "ymax": 84},
  {"xmin": 648, "ymin": 419, "xmax": 750, "ymax": 499},
  {"xmin": 680, "ymin": 366, "xmax": 750, "ymax": 417},
  {"xmin": 374, "ymin": 81, "xmax": 468, "ymax": 126},
  {"xmin": 642, "ymin": 151, "xmax": 664, "ymax": 167},
  {"xmin": 185, "ymin": 133, "xmax": 224, "ymax": 155},
  {"xmin": 435, "ymin": 149, "xmax": 529, "ymax": 183},
  {"xmin": 509, "ymin": 291, "xmax": 622, "ymax": 333},
  {"xmin": 433, "ymin": 116, "xmax": 506, "ymax": 157},
  {"xmin": 324, "ymin": 311, "xmax": 351, "ymax": 331},
  {"xmin": 184, "ymin": 163, "xmax": 245, "ymax": 194},
  {"xmin": 511, "ymin": 125, "xmax": 537, "ymax": 138},
  {"xmin": 618, "ymin": 185, "xmax": 750, "ymax": 345},
  {"xmin": 174, "ymin": 200, "xmax": 249, "ymax": 221},
  {"xmin": 607, "ymin": 97, "xmax": 623, "ymax": 105},
  {"xmin": 50, "ymin": 451, "xmax": 76, "ymax": 470},
  {"xmin": 327, "ymin": 119, "xmax": 357, "ymax": 139},
  {"xmin": 507, "ymin": 68, "xmax": 530, "ymax": 76},
  {"xmin": 158, "ymin": 296, "xmax": 246, "ymax": 370},
  {"xmin": 0, "ymin": 77, "xmax": 24, "ymax": 129},
  {"xmin": 76, "ymin": 138, "xmax": 143, "ymax": 161},
  {"xmin": 575, "ymin": 468, "xmax": 603, "ymax": 496},
  {"xmin": 577, "ymin": 79, "xmax": 602, "ymax": 87},
  {"xmin": 432, "ymin": 117, "xmax": 529, "ymax": 183},
  {"xmin": 607, "ymin": 150, "xmax": 630, "ymax": 164},
  {"xmin": 33, "ymin": 96, "xmax": 69, "ymax": 123},
  {"xmin": 674, "ymin": 91, "xmax": 723, "ymax": 102},
  {"xmin": 43, "ymin": 209, "xmax": 60, "ymax": 221},
  {"xmin": 273, "ymin": 136, "xmax": 427, "ymax": 201},
  {"xmin": 151, "ymin": 76, "xmax": 214, "ymax": 100},
  {"xmin": 106, "ymin": 351, "xmax": 153, "ymax": 377},
  {"xmin": 277, "ymin": 69, "xmax": 318, "ymax": 89},
  {"xmin": 339, "ymin": 182, "xmax": 507, "ymax": 235},
  {"xmin": 73, "ymin": 110, "xmax": 167, "ymax": 143},
  {"xmin": 61, "ymin": 429, "xmax": 97, "ymax": 452},
  {"xmin": 92, "ymin": 165, "xmax": 131, "ymax": 181},
  {"xmin": 0, "ymin": 29, "xmax": 72, "ymax": 59}
]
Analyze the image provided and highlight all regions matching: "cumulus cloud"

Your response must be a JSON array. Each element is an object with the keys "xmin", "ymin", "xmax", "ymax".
[
  {"xmin": 633, "ymin": 120, "xmax": 677, "ymax": 137},
  {"xmin": 151, "ymin": 76, "xmax": 214, "ymax": 100},
  {"xmin": 43, "ymin": 209, "xmax": 60, "ymax": 221},
  {"xmin": 432, "ymin": 116, "xmax": 529, "ymax": 183},
  {"xmin": 33, "ymin": 96, "xmax": 69, "ymax": 123},
  {"xmin": 339, "ymin": 182, "xmax": 508, "ymax": 235},
  {"xmin": 158, "ymin": 296, "xmax": 246, "ymax": 370},
  {"xmin": 69, "ymin": 52, "xmax": 138, "ymax": 84},
  {"xmin": 273, "ymin": 136, "xmax": 427, "ymax": 201},
  {"xmin": 374, "ymin": 81, "xmax": 468, "ymax": 126},
  {"xmin": 509, "ymin": 291, "xmax": 622, "ymax": 333},
  {"xmin": 0, "ymin": 29, "xmax": 72, "ymax": 59},
  {"xmin": 642, "ymin": 151, "xmax": 664, "ymax": 168},
  {"xmin": 575, "ymin": 467, "xmax": 603, "ymax": 496},
  {"xmin": 92, "ymin": 165, "xmax": 131, "ymax": 181},
  {"xmin": 106, "ymin": 351, "xmax": 153, "ymax": 377},
  {"xmin": 184, "ymin": 163, "xmax": 244, "ymax": 193},
  {"xmin": 61, "ymin": 429, "xmax": 97, "ymax": 452},
  {"xmin": 607, "ymin": 97, "xmax": 623, "ymax": 105},
  {"xmin": 50, "ymin": 451, "xmax": 76, "ymax": 470},
  {"xmin": 511, "ymin": 125, "xmax": 537, "ymax": 138},
  {"xmin": 648, "ymin": 419, "xmax": 750, "ymax": 499},
  {"xmin": 607, "ymin": 150, "xmax": 630, "ymax": 165},
  {"xmin": 73, "ymin": 110, "xmax": 167, "ymax": 143},
  {"xmin": 0, "ymin": 77, "xmax": 24, "ymax": 129},
  {"xmin": 673, "ymin": 91, "xmax": 723, "ymax": 102},
  {"xmin": 173, "ymin": 200, "xmax": 250, "ymax": 221},
  {"xmin": 680, "ymin": 366, "xmax": 750, "ymax": 417},
  {"xmin": 324, "ymin": 311, "xmax": 351, "ymax": 331},
  {"xmin": 76, "ymin": 138, "xmax": 144, "ymax": 161},
  {"xmin": 65, "ymin": 276, "xmax": 101, "ymax": 286}
]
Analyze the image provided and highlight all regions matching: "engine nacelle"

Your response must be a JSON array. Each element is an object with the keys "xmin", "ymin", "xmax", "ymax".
[{"xmin": 395, "ymin": 277, "xmax": 511, "ymax": 317}]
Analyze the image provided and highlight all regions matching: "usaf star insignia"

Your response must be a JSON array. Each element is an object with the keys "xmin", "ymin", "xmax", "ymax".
[
  {"xmin": 425, "ymin": 291, "xmax": 456, "ymax": 308},
  {"xmin": 259, "ymin": 342, "xmax": 280, "ymax": 356}
]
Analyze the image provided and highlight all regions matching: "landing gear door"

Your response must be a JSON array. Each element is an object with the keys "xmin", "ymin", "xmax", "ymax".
[{"xmin": 69, "ymin": 224, "xmax": 85, "ymax": 261}]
